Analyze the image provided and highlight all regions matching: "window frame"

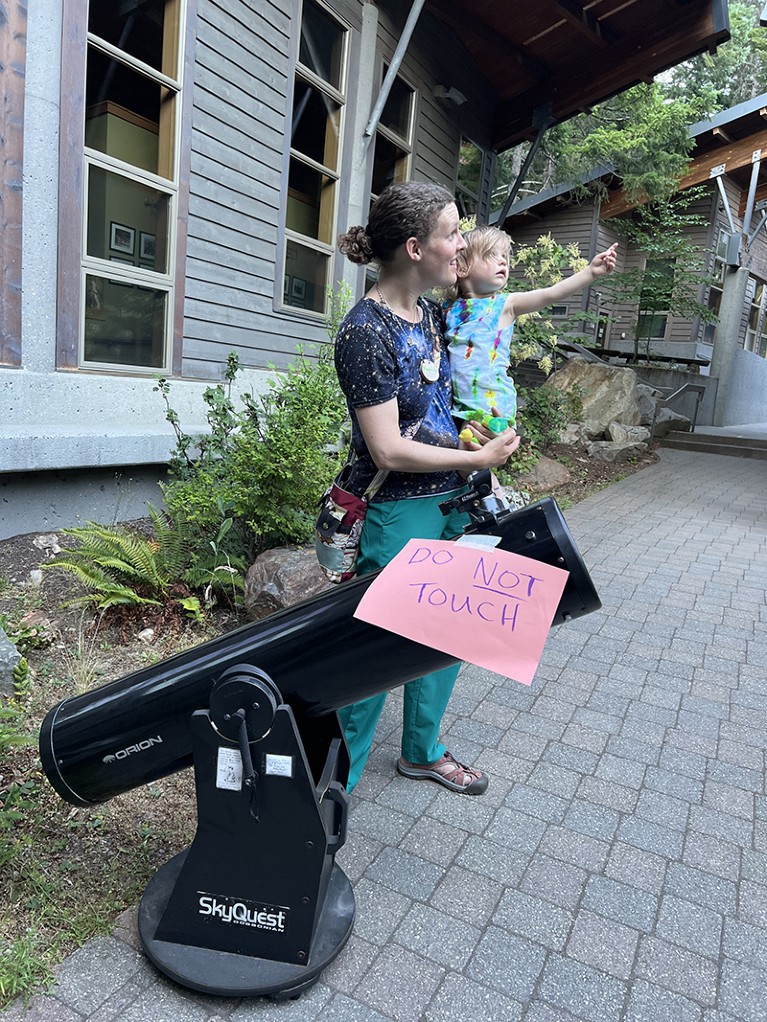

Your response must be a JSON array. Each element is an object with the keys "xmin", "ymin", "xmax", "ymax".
[
  {"xmin": 281, "ymin": 0, "xmax": 349, "ymax": 319},
  {"xmin": 370, "ymin": 64, "xmax": 415, "ymax": 205},
  {"xmin": 57, "ymin": 0, "xmax": 193, "ymax": 375}
]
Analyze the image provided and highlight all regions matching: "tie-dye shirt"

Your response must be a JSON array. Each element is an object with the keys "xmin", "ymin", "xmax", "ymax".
[
  {"xmin": 334, "ymin": 297, "xmax": 462, "ymax": 502},
  {"xmin": 445, "ymin": 294, "xmax": 517, "ymax": 425}
]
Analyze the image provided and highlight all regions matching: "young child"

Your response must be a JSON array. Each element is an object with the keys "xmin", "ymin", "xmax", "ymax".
[{"xmin": 445, "ymin": 225, "xmax": 618, "ymax": 433}]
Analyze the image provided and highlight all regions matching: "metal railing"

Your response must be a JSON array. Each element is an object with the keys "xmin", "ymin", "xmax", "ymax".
[{"xmin": 650, "ymin": 383, "xmax": 706, "ymax": 438}]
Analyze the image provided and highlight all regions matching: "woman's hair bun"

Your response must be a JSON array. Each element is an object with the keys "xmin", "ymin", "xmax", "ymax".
[{"xmin": 338, "ymin": 226, "xmax": 374, "ymax": 264}]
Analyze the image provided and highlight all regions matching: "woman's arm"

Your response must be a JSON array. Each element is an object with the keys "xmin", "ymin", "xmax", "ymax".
[
  {"xmin": 508, "ymin": 243, "xmax": 617, "ymax": 319},
  {"xmin": 356, "ymin": 400, "xmax": 520, "ymax": 474}
]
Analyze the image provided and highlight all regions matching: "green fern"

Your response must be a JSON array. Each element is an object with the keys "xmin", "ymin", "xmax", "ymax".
[{"xmin": 43, "ymin": 515, "xmax": 194, "ymax": 611}]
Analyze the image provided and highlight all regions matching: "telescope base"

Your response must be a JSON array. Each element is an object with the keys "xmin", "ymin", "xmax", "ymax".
[{"xmin": 138, "ymin": 850, "xmax": 355, "ymax": 998}]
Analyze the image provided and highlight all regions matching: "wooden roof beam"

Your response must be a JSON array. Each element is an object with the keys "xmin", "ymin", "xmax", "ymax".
[
  {"xmin": 424, "ymin": 3, "xmax": 551, "ymax": 84},
  {"xmin": 553, "ymin": 0, "xmax": 615, "ymax": 46},
  {"xmin": 600, "ymin": 129, "xmax": 767, "ymax": 218}
]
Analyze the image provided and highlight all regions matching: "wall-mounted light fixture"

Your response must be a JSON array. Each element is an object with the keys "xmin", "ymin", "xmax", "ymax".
[{"xmin": 433, "ymin": 84, "xmax": 467, "ymax": 106}]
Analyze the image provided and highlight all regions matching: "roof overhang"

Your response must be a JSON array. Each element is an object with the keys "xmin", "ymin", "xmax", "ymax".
[{"xmin": 424, "ymin": 0, "xmax": 731, "ymax": 152}]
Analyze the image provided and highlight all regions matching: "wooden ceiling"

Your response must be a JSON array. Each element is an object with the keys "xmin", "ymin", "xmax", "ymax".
[{"xmin": 423, "ymin": 0, "xmax": 731, "ymax": 152}]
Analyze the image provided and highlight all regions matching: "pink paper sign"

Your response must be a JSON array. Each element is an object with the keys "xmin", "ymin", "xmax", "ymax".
[{"xmin": 353, "ymin": 539, "xmax": 569, "ymax": 685}]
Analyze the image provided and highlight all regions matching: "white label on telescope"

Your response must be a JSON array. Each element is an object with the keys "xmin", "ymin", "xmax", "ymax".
[
  {"xmin": 265, "ymin": 754, "xmax": 293, "ymax": 777},
  {"xmin": 455, "ymin": 533, "xmax": 501, "ymax": 550},
  {"xmin": 216, "ymin": 747, "xmax": 243, "ymax": 790}
]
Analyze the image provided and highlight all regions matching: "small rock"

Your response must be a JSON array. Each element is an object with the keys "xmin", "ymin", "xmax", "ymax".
[
  {"xmin": 587, "ymin": 440, "xmax": 648, "ymax": 463},
  {"xmin": 0, "ymin": 627, "xmax": 22, "ymax": 698},
  {"xmin": 28, "ymin": 569, "xmax": 44, "ymax": 588},
  {"xmin": 137, "ymin": 628, "xmax": 156, "ymax": 644},
  {"xmin": 607, "ymin": 422, "xmax": 651, "ymax": 445},
  {"xmin": 32, "ymin": 533, "xmax": 62, "ymax": 555}
]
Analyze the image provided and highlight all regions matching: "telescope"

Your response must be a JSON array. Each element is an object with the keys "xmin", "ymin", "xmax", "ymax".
[{"xmin": 39, "ymin": 473, "xmax": 600, "ymax": 999}]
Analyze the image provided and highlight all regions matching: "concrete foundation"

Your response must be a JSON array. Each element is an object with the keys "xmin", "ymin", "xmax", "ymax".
[{"xmin": 0, "ymin": 465, "xmax": 168, "ymax": 541}]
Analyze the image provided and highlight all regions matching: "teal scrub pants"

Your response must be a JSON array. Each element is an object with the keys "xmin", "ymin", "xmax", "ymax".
[{"xmin": 338, "ymin": 488, "xmax": 469, "ymax": 791}]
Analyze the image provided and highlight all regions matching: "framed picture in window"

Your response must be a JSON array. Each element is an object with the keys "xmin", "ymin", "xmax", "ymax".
[
  {"xmin": 291, "ymin": 277, "xmax": 306, "ymax": 301},
  {"xmin": 139, "ymin": 232, "xmax": 156, "ymax": 261},
  {"xmin": 110, "ymin": 222, "xmax": 135, "ymax": 256}
]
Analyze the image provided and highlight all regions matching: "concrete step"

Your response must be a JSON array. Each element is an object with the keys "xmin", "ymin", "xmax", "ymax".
[{"xmin": 659, "ymin": 431, "xmax": 767, "ymax": 459}]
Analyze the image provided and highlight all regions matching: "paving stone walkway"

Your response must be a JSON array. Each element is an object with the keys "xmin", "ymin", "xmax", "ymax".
[{"xmin": 5, "ymin": 448, "xmax": 767, "ymax": 1022}]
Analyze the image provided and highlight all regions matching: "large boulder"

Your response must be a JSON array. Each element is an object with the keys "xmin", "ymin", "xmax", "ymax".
[
  {"xmin": 545, "ymin": 358, "xmax": 642, "ymax": 436},
  {"xmin": 515, "ymin": 454, "xmax": 571, "ymax": 492},
  {"xmin": 244, "ymin": 545, "xmax": 332, "ymax": 620},
  {"xmin": 587, "ymin": 440, "xmax": 648, "ymax": 463}
]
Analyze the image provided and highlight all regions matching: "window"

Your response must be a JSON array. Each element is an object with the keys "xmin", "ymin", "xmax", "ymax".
[
  {"xmin": 284, "ymin": 0, "xmax": 348, "ymax": 315},
  {"xmin": 370, "ymin": 68, "xmax": 414, "ymax": 201},
  {"xmin": 702, "ymin": 229, "xmax": 727, "ymax": 346},
  {"xmin": 456, "ymin": 138, "xmax": 483, "ymax": 219},
  {"xmin": 364, "ymin": 67, "xmax": 414, "ymax": 292},
  {"xmin": 745, "ymin": 280, "xmax": 767, "ymax": 357},
  {"xmin": 636, "ymin": 257, "xmax": 673, "ymax": 342},
  {"xmin": 81, "ymin": 0, "xmax": 182, "ymax": 371}
]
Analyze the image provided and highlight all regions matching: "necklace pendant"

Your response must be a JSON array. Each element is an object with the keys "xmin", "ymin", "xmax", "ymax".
[{"xmin": 420, "ymin": 358, "xmax": 440, "ymax": 383}]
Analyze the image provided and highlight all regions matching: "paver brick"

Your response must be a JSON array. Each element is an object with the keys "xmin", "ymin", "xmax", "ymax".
[
  {"xmin": 625, "ymin": 979, "xmax": 703, "ymax": 1022},
  {"xmin": 539, "ymin": 956, "xmax": 627, "ymax": 1022},
  {"xmin": 582, "ymin": 875, "xmax": 659, "ymax": 932},
  {"xmin": 520, "ymin": 853, "xmax": 588, "ymax": 910},
  {"xmin": 656, "ymin": 895, "xmax": 723, "ymax": 959},
  {"xmin": 566, "ymin": 909, "xmax": 640, "ymax": 979},
  {"xmin": 467, "ymin": 927, "xmax": 546, "ymax": 1002},
  {"xmin": 493, "ymin": 888, "xmax": 573, "ymax": 950},
  {"xmin": 665, "ymin": 862, "xmax": 737, "ymax": 916},
  {"xmin": 635, "ymin": 935, "xmax": 717, "ymax": 1005}
]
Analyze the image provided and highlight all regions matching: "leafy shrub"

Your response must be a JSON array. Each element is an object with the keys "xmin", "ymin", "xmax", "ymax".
[
  {"xmin": 158, "ymin": 287, "xmax": 350, "ymax": 559},
  {"xmin": 498, "ymin": 383, "xmax": 583, "ymax": 482},
  {"xmin": 516, "ymin": 384, "xmax": 583, "ymax": 452}
]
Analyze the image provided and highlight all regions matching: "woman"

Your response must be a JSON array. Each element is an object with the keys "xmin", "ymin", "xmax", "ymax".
[{"xmin": 334, "ymin": 181, "xmax": 521, "ymax": 795}]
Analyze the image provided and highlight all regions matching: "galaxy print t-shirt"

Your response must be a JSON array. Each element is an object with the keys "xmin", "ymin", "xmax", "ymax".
[{"xmin": 334, "ymin": 297, "xmax": 462, "ymax": 501}]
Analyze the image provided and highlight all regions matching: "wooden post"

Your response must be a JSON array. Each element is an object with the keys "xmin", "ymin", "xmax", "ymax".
[{"xmin": 0, "ymin": 0, "xmax": 27, "ymax": 366}]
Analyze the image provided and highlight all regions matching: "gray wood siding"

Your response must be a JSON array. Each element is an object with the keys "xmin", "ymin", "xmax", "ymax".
[
  {"xmin": 182, "ymin": 0, "xmax": 318, "ymax": 379},
  {"xmin": 505, "ymin": 203, "xmax": 597, "ymax": 323},
  {"xmin": 180, "ymin": 0, "xmax": 494, "ymax": 380}
]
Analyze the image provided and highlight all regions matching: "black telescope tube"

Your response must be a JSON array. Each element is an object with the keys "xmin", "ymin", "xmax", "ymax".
[{"xmin": 40, "ymin": 499, "xmax": 600, "ymax": 806}]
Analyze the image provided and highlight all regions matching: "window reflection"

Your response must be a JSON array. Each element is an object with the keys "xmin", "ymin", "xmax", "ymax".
[
  {"xmin": 299, "ymin": 2, "xmax": 344, "ymax": 90},
  {"xmin": 87, "ymin": 166, "xmax": 169, "ymax": 273},
  {"xmin": 84, "ymin": 274, "xmax": 167, "ymax": 368},
  {"xmin": 88, "ymin": 0, "xmax": 168, "ymax": 74}
]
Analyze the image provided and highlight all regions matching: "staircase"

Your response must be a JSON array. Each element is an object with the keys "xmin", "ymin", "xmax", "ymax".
[{"xmin": 659, "ymin": 430, "xmax": 767, "ymax": 460}]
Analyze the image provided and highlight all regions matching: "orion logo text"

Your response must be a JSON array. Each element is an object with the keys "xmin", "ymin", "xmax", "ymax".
[
  {"xmin": 198, "ymin": 894, "xmax": 288, "ymax": 933},
  {"xmin": 102, "ymin": 736, "xmax": 162, "ymax": 763}
]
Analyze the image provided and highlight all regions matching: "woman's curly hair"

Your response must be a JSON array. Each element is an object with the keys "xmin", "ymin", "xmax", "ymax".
[{"xmin": 338, "ymin": 181, "xmax": 454, "ymax": 265}]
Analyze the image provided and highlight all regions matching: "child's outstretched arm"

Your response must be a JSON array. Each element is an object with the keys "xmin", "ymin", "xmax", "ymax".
[{"xmin": 508, "ymin": 242, "xmax": 617, "ymax": 319}]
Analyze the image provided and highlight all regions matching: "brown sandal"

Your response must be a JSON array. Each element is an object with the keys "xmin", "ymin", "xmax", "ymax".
[{"xmin": 397, "ymin": 751, "xmax": 488, "ymax": 795}]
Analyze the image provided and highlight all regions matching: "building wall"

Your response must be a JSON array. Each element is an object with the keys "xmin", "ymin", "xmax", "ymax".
[{"xmin": 2, "ymin": 0, "xmax": 496, "ymax": 533}]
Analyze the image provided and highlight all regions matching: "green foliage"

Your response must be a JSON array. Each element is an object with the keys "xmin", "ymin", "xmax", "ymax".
[
  {"xmin": 496, "ymin": 82, "xmax": 702, "ymax": 209},
  {"xmin": 508, "ymin": 233, "xmax": 601, "ymax": 372},
  {"xmin": 42, "ymin": 507, "xmax": 196, "ymax": 613},
  {"xmin": 158, "ymin": 286, "xmax": 350, "ymax": 558},
  {"xmin": 598, "ymin": 189, "xmax": 717, "ymax": 361},
  {"xmin": 549, "ymin": 84, "xmax": 700, "ymax": 205},
  {"xmin": 497, "ymin": 383, "xmax": 583, "ymax": 483},
  {"xmin": 519, "ymin": 384, "xmax": 583, "ymax": 452},
  {"xmin": 661, "ymin": 2, "xmax": 767, "ymax": 117}
]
